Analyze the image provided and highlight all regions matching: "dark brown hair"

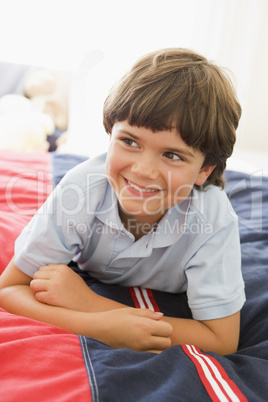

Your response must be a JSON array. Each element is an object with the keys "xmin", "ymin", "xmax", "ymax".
[{"xmin": 103, "ymin": 48, "xmax": 242, "ymax": 188}]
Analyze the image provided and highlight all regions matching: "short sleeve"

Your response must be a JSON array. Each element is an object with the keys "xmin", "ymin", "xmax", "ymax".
[
  {"xmin": 185, "ymin": 218, "xmax": 246, "ymax": 321},
  {"xmin": 14, "ymin": 170, "xmax": 90, "ymax": 277}
]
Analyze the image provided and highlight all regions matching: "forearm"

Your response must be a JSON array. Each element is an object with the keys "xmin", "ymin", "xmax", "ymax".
[
  {"xmin": 77, "ymin": 288, "xmax": 127, "ymax": 312},
  {"xmin": 165, "ymin": 310, "xmax": 241, "ymax": 356},
  {"xmin": 0, "ymin": 285, "xmax": 172, "ymax": 353},
  {"xmin": 76, "ymin": 292, "xmax": 240, "ymax": 355},
  {"xmin": 0, "ymin": 269, "xmax": 238, "ymax": 356},
  {"xmin": 0, "ymin": 285, "xmax": 101, "ymax": 337},
  {"xmin": 163, "ymin": 317, "xmax": 224, "ymax": 354}
]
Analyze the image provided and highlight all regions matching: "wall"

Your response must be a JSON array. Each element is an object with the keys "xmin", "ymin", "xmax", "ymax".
[
  {"xmin": 0, "ymin": 0, "xmax": 267, "ymax": 157},
  {"xmin": 236, "ymin": 0, "xmax": 268, "ymax": 152}
]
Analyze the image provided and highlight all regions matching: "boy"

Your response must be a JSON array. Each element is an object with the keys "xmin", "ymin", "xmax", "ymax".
[{"xmin": 0, "ymin": 48, "xmax": 245, "ymax": 355}]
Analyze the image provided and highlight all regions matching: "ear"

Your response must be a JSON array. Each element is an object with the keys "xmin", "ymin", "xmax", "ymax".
[{"xmin": 195, "ymin": 165, "xmax": 216, "ymax": 186}]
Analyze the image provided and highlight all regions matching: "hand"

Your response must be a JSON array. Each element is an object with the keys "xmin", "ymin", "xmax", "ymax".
[
  {"xmin": 96, "ymin": 308, "xmax": 173, "ymax": 353},
  {"xmin": 30, "ymin": 264, "xmax": 93, "ymax": 311}
]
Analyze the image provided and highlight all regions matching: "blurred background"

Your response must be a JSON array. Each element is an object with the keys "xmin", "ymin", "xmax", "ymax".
[{"xmin": 0, "ymin": 0, "xmax": 267, "ymax": 170}]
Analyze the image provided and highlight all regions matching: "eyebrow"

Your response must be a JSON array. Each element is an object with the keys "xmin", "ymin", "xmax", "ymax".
[
  {"xmin": 119, "ymin": 130, "xmax": 139, "ymax": 140},
  {"xmin": 118, "ymin": 130, "xmax": 196, "ymax": 159},
  {"xmin": 165, "ymin": 147, "xmax": 195, "ymax": 158}
]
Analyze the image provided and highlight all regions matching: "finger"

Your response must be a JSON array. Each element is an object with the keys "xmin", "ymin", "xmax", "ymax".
[
  {"xmin": 34, "ymin": 291, "xmax": 49, "ymax": 304},
  {"xmin": 147, "ymin": 350, "xmax": 161, "ymax": 354},
  {"xmin": 136, "ymin": 308, "xmax": 164, "ymax": 320},
  {"xmin": 39, "ymin": 264, "xmax": 70, "ymax": 271},
  {"xmin": 33, "ymin": 270, "xmax": 51, "ymax": 280},
  {"xmin": 137, "ymin": 335, "xmax": 171, "ymax": 353},
  {"xmin": 30, "ymin": 278, "xmax": 48, "ymax": 293},
  {"xmin": 38, "ymin": 265, "xmax": 59, "ymax": 272},
  {"xmin": 145, "ymin": 317, "xmax": 173, "ymax": 337},
  {"xmin": 148, "ymin": 335, "xmax": 172, "ymax": 351},
  {"xmin": 35, "ymin": 290, "xmax": 60, "ymax": 306},
  {"xmin": 33, "ymin": 265, "xmax": 64, "ymax": 279},
  {"xmin": 147, "ymin": 346, "xmax": 171, "ymax": 354}
]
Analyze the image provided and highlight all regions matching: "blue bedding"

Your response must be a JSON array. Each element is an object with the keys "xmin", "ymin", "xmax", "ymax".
[{"xmin": 52, "ymin": 154, "xmax": 268, "ymax": 401}]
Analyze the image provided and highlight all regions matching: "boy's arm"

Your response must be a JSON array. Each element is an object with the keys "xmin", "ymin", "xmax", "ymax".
[
  {"xmin": 30, "ymin": 263, "xmax": 241, "ymax": 355},
  {"xmin": 68, "ymin": 284, "xmax": 240, "ymax": 356},
  {"xmin": 28, "ymin": 263, "xmax": 241, "ymax": 355},
  {"xmin": 2, "ymin": 261, "xmax": 240, "ymax": 355},
  {"xmin": 0, "ymin": 259, "xmax": 172, "ymax": 353},
  {"xmin": 162, "ymin": 312, "xmax": 240, "ymax": 355},
  {"xmin": 65, "ymin": 284, "xmax": 240, "ymax": 355}
]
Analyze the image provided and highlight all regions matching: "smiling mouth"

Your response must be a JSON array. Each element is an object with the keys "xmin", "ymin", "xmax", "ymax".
[{"xmin": 126, "ymin": 179, "xmax": 161, "ymax": 193}]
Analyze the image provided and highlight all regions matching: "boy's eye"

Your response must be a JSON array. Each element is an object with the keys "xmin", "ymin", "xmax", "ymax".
[
  {"xmin": 164, "ymin": 152, "xmax": 182, "ymax": 161},
  {"xmin": 121, "ymin": 138, "xmax": 139, "ymax": 147}
]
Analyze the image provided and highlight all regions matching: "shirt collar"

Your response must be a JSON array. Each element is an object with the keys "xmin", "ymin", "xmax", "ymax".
[
  {"xmin": 153, "ymin": 194, "xmax": 191, "ymax": 248},
  {"xmin": 95, "ymin": 184, "xmax": 125, "ymax": 231},
  {"xmin": 96, "ymin": 181, "xmax": 192, "ymax": 247}
]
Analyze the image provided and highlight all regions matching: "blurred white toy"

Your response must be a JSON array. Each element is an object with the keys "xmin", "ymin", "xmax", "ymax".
[
  {"xmin": 24, "ymin": 68, "xmax": 70, "ymax": 131},
  {"xmin": 0, "ymin": 94, "xmax": 55, "ymax": 151}
]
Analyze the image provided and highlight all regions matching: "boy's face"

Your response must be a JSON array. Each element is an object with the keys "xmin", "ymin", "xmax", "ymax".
[{"xmin": 106, "ymin": 121, "xmax": 215, "ymax": 226}]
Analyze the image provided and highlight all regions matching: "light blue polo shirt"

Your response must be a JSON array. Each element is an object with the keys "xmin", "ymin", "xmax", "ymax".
[{"xmin": 14, "ymin": 153, "xmax": 245, "ymax": 321}]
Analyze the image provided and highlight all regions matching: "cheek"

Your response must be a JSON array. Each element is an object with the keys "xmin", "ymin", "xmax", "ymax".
[
  {"xmin": 106, "ymin": 154, "xmax": 120, "ymax": 176},
  {"xmin": 168, "ymin": 174, "xmax": 196, "ymax": 202},
  {"xmin": 171, "ymin": 183, "xmax": 192, "ymax": 203},
  {"xmin": 107, "ymin": 144, "xmax": 130, "ymax": 174},
  {"xmin": 106, "ymin": 144, "xmax": 117, "ymax": 172},
  {"xmin": 106, "ymin": 148, "xmax": 126, "ymax": 189}
]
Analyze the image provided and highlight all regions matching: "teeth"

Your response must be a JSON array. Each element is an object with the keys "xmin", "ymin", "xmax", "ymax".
[{"xmin": 127, "ymin": 180, "xmax": 158, "ymax": 193}]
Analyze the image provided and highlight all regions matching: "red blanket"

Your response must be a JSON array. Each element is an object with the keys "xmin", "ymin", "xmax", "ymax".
[
  {"xmin": 0, "ymin": 150, "xmax": 52, "ymax": 273},
  {"xmin": 0, "ymin": 308, "xmax": 91, "ymax": 402}
]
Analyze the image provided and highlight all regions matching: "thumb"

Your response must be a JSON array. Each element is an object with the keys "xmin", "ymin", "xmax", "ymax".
[{"xmin": 137, "ymin": 309, "xmax": 163, "ymax": 320}]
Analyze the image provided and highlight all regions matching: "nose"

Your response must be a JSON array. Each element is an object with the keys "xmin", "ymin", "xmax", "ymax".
[{"xmin": 130, "ymin": 153, "xmax": 160, "ymax": 180}]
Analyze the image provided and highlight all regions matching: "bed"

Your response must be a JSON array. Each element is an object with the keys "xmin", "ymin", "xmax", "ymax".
[
  {"xmin": 1, "ymin": 61, "xmax": 268, "ymax": 401},
  {"xmin": 0, "ymin": 148, "xmax": 267, "ymax": 401}
]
